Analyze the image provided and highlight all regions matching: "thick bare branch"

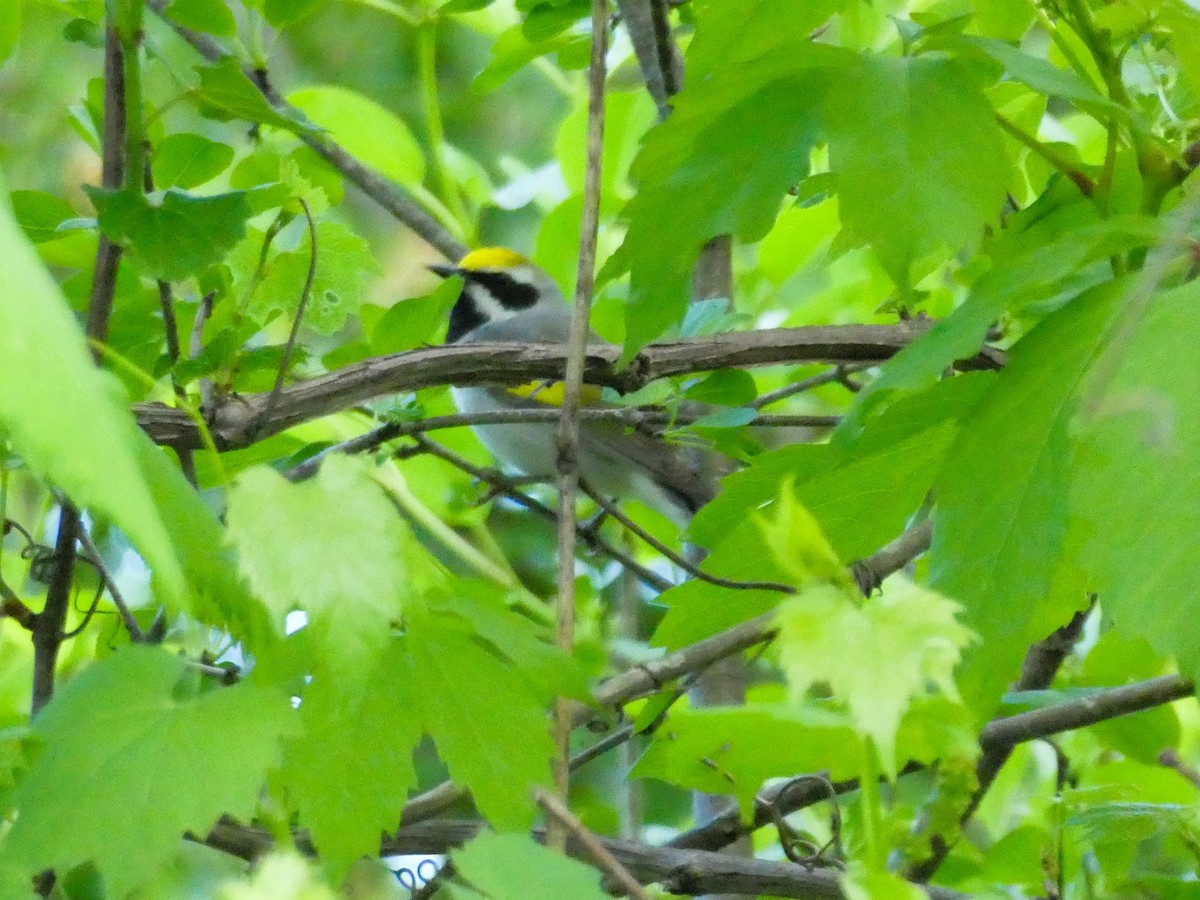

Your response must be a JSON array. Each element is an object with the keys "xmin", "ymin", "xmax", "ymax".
[{"xmin": 135, "ymin": 323, "xmax": 999, "ymax": 450}]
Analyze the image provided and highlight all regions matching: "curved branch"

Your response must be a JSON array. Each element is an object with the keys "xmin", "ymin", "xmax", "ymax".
[{"xmin": 135, "ymin": 323, "xmax": 1001, "ymax": 450}]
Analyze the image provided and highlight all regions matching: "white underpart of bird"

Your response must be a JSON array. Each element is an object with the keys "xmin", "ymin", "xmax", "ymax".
[{"xmin": 431, "ymin": 248, "xmax": 716, "ymax": 528}]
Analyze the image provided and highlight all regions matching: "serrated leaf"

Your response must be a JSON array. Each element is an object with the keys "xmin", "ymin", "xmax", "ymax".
[
  {"xmin": 693, "ymin": 375, "xmax": 990, "ymax": 560},
  {"xmin": 405, "ymin": 606, "xmax": 554, "ymax": 829},
  {"xmin": 226, "ymin": 458, "xmax": 407, "ymax": 674},
  {"xmin": 90, "ymin": 187, "xmax": 252, "ymax": 282},
  {"xmin": 288, "ymin": 85, "xmax": 425, "ymax": 187},
  {"xmin": 451, "ymin": 832, "xmax": 608, "ymax": 900},
  {"xmin": 3, "ymin": 648, "xmax": 292, "ymax": 897},
  {"xmin": 279, "ymin": 645, "xmax": 421, "ymax": 878},
  {"xmin": 776, "ymin": 579, "xmax": 973, "ymax": 776},
  {"xmin": 824, "ymin": 54, "xmax": 1009, "ymax": 284},
  {"xmin": 151, "ymin": 133, "xmax": 235, "ymax": 189},
  {"xmin": 932, "ymin": 282, "xmax": 1124, "ymax": 709},
  {"xmin": 192, "ymin": 58, "xmax": 295, "ymax": 129},
  {"xmin": 243, "ymin": 220, "xmax": 380, "ymax": 334},
  {"xmin": 619, "ymin": 21, "xmax": 847, "ymax": 355},
  {"xmin": 1072, "ymin": 279, "xmax": 1200, "ymax": 684}
]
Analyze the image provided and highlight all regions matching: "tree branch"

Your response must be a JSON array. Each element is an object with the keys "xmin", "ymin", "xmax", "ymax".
[{"xmin": 135, "ymin": 323, "xmax": 999, "ymax": 450}]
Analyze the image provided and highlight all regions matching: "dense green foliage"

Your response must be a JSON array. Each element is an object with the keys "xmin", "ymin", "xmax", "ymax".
[{"xmin": 2, "ymin": 0, "xmax": 1200, "ymax": 896}]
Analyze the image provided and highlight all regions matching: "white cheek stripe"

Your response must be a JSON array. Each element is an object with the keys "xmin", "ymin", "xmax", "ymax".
[{"xmin": 471, "ymin": 284, "xmax": 519, "ymax": 323}]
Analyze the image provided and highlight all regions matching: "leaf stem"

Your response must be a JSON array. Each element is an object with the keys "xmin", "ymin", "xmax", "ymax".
[
  {"xmin": 995, "ymin": 112, "xmax": 1095, "ymax": 196},
  {"xmin": 418, "ymin": 21, "xmax": 472, "ymax": 240},
  {"xmin": 858, "ymin": 738, "xmax": 885, "ymax": 871}
]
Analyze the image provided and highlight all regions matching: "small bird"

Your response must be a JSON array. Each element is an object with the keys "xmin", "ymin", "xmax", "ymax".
[{"xmin": 430, "ymin": 248, "xmax": 715, "ymax": 527}]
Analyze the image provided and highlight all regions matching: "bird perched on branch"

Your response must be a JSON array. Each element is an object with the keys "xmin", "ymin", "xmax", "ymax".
[{"xmin": 430, "ymin": 247, "xmax": 715, "ymax": 527}]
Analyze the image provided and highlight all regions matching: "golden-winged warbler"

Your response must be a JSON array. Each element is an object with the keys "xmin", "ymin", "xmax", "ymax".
[{"xmin": 430, "ymin": 248, "xmax": 714, "ymax": 527}]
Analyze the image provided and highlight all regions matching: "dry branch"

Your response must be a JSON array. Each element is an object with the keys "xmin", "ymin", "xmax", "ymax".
[{"xmin": 135, "ymin": 324, "xmax": 1003, "ymax": 450}]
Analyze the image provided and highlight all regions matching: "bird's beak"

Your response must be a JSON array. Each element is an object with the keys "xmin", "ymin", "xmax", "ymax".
[{"xmin": 427, "ymin": 262, "xmax": 459, "ymax": 278}]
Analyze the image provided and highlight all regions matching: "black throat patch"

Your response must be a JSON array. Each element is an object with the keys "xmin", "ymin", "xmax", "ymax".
[{"xmin": 445, "ymin": 271, "xmax": 541, "ymax": 343}]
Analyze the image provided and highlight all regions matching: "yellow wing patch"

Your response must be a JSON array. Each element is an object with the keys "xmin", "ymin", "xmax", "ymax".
[
  {"xmin": 508, "ymin": 380, "xmax": 604, "ymax": 407},
  {"xmin": 458, "ymin": 247, "xmax": 532, "ymax": 271}
]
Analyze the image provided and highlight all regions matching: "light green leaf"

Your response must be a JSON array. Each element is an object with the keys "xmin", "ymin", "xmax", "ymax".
[
  {"xmin": 264, "ymin": 0, "xmax": 329, "ymax": 28},
  {"xmin": 226, "ymin": 458, "xmax": 407, "ymax": 672},
  {"xmin": 9, "ymin": 190, "xmax": 76, "ymax": 243},
  {"xmin": 151, "ymin": 133, "xmax": 235, "ymax": 189},
  {"xmin": 842, "ymin": 865, "xmax": 927, "ymax": 900},
  {"xmin": 0, "ymin": 180, "xmax": 186, "ymax": 601},
  {"xmin": 0, "ymin": 0, "xmax": 19, "ymax": 62},
  {"xmin": 405, "ymin": 605, "xmax": 554, "ymax": 830},
  {"xmin": 631, "ymin": 705, "xmax": 862, "ymax": 815},
  {"xmin": 279, "ymin": 647, "xmax": 421, "ymax": 878},
  {"xmin": 164, "ymin": 0, "xmax": 238, "ymax": 36},
  {"xmin": 192, "ymin": 59, "xmax": 296, "ymax": 129},
  {"xmin": 289, "ymin": 85, "xmax": 425, "ymax": 187},
  {"xmin": 824, "ymin": 54, "xmax": 1009, "ymax": 283},
  {"xmin": 451, "ymin": 832, "xmax": 608, "ymax": 900},
  {"xmin": 932, "ymin": 282, "xmax": 1124, "ymax": 709},
  {"xmin": 3, "ymin": 648, "xmax": 292, "ymax": 897},
  {"xmin": 90, "ymin": 186, "xmax": 252, "ymax": 282},
  {"xmin": 757, "ymin": 483, "xmax": 856, "ymax": 592},
  {"xmin": 776, "ymin": 579, "xmax": 973, "ymax": 775},
  {"xmin": 242, "ymin": 220, "xmax": 380, "ymax": 334},
  {"xmin": 1073, "ymin": 279, "xmax": 1200, "ymax": 683},
  {"xmin": 370, "ymin": 279, "xmax": 460, "ymax": 354}
]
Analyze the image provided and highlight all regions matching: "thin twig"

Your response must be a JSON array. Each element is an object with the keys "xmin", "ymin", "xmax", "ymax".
[
  {"xmin": 0, "ymin": 577, "xmax": 37, "ymax": 631},
  {"xmin": 549, "ymin": 0, "xmax": 608, "ymax": 850},
  {"xmin": 76, "ymin": 527, "xmax": 145, "ymax": 642},
  {"xmin": 579, "ymin": 482, "xmax": 794, "ymax": 594},
  {"xmin": 259, "ymin": 198, "xmax": 318, "ymax": 434},
  {"xmin": 535, "ymin": 788, "xmax": 654, "ymax": 899},
  {"xmin": 396, "ymin": 436, "xmax": 674, "ymax": 593},
  {"xmin": 751, "ymin": 363, "xmax": 872, "ymax": 409}
]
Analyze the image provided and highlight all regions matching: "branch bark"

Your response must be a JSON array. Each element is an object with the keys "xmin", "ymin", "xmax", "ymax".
[{"xmin": 135, "ymin": 323, "xmax": 1001, "ymax": 450}]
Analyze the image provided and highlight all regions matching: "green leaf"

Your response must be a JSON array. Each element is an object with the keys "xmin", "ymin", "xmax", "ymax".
[
  {"xmin": 3, "ymin": 648, "xmax": 292, "ymax": 896},
  {"xmin": 192, "ymin": 58, "xmax": 295, "ymax": 130},
  {"xmin": 632, "ymin": 705, "xmax": 862, "ymax": 815},
  {"xmin": 1072, "ymin": 279, "xmax": 1200, "ymax": 683},
  {"xmin": 404, "ymin": 604, "xmax": 555, "ymax": 829},
  {"xmin": 0, "ymin": 180, "xmax": 186, "ymax": 601},
  {"xmin": 451, "ymin": 832, "xmax": 608, "ymax": 900},
  {"xmin": 684, "ymin": 369, "xmax": 758, "ymax": 406},
  {"xmin": 263, "ymin": 0, "xmax": 329, "ymax": 28},
  {"xmin": 618, "ymin": 16, "xmax": 847, "ymax": 354},
  {"xmin": 824, "ymin": 54, "xmax": 1009, "ymax": 284},
  {"xmin": 164, "ymin": 0, "xmax": 238, "ymax": 36},
  {"xmin": 9, "ymin": 190, "xmax": 76, "ymax": 243},
  {"xmin": 838, "ymin": 213, "xmax": 1161, "ymax": 438},
  {"xmin": 288, "ymin": 85, "xmax": 425, "ymax": 187},
  {"xmin": 932, "ymin": 282, "xmax": 1124, "ymax": 709},
  {"xmin": 226, "ymin": 458, "xmax": 408, "ymax": 673},
  {"xmin": 90, "ymin": 187, "xmax": 252, "ymax": 282},
  {"xmin": 242, "ymin": 220, "xmax": 380, "ymax": 334},
  {"xmin": 692, "ymin": 374, "xmax": 990, "ymax": 560},
  {"xmin": 371, "ymin": 280, "xmax": 460, "ymax": 354},
  {"xmin": 279, "ymin": 648, "xmax": 421, "ymax": 878},
  {"xmin": 962, "ymin": 36, "xmax": 1126, "ymax": 119},
  {"xmin": 0, "ymin": 0, "xmax": 19, "ymax": 62},
  {"xmin": 775, "ymin": 579, "xmax": 973, "ymax": 775},
  {"xmin": 843, "ymin": 866, "xmax": 927, "ymax": 900},
  {"xmin": 151, "ymin": 133, "xmax": 235, "ymax": 189}
]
